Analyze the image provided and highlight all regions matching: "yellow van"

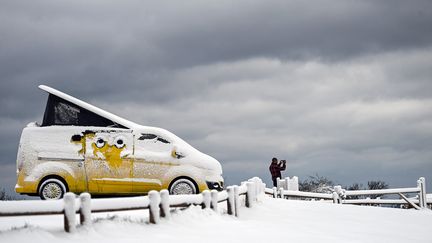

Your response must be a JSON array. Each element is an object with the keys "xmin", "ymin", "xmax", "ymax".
[{"xmin": 16, "ymin": 85, "xmax": 224, "ymax": 200}]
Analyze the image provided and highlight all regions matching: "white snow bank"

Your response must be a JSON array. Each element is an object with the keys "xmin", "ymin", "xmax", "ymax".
[
  {"xmin": 91, "ymin": 196, "xmax": 150, "ymax": 212},
  {"xmin": 168, "ymin": 194, "xmax": 203, "ymax": 206},
  {"xmin": 1, "ymin": 197, "xmax": 431, "ymax": 243},
  {"xmin": 0, "ymin": 200, "xmax": 64, "ymax": 215}
]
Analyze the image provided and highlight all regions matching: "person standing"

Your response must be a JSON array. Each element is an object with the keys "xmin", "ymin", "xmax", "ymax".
[{"xmin": 269, "ymin": 157, "xmax": 286, "ymax": 187}]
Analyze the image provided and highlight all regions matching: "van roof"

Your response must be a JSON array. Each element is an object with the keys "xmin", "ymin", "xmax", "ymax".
[{"xmin": 39, "ymin": 85, "xmax": 139, "ymax": 129}]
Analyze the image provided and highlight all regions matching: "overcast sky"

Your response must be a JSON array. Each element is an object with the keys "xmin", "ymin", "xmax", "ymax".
[{"xmin": 1, "ymin": 0, "xmax": 432, "ymax": 197}]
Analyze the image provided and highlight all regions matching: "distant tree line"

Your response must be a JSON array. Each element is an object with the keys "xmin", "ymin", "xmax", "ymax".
[
  {"xmin": 0, "ymin": 186, "xmax": 15, "ymax": 200},
  {"xmin": 299, "ymin": 174, "xmax": 389, "ymax": 199}
]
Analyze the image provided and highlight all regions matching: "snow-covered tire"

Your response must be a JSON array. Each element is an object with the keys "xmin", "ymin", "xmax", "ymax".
[
  {"xmin": 169, "ymin": 178, "xmax": 197, "ymax": 195},
  {"xmin": 39, "ymin": 178, "xmax": 67, "ymax": 200}
]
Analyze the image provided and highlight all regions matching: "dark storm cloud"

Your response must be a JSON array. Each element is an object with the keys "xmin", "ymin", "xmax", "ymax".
[
  {"xmin": 1, "ymin": 0, "xmax": 432, "ymax": 102},
  {"xmin": 1, "ymin": 0, "xmax": 432, "ymax": 195}
]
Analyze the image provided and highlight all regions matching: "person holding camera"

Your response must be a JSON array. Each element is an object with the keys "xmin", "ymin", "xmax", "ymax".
[{"xmin": 269, "ymin": 157, "xmax": 287, "ymax": 187}]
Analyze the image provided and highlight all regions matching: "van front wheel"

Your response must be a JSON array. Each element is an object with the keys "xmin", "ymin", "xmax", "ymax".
[
  {"xmin": 169, "ymin": 178, "xmax": 197, "ymax": 195},
  {"xmin": 39, "ymin": 178, "xmax": 67, "ymax": 200}
]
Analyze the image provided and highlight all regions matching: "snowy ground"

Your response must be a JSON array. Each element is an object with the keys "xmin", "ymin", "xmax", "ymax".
[{"xmin": 1, "ymin": 196, "xmax": 431, "ymax": 243}]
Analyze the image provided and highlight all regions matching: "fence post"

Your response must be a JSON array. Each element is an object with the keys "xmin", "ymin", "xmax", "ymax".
[
  {"xmin": 63, "ymin": 192, "xmax": 76, "ymax": 233},
  {"xmin": 79, "ymin": 192, "xmax": 91, "ymax": 227},
  {"xmin": 276, "ymin": 177, "xmax": 282, "ymax": 189},
  {"xmin": 332, "ymin": 192, "xmax": 340, "ymax": 204},
  {"xmin": 160, "ymin": 189, "xmax": 170, "ymax": 219},
  {"xmin": 421, "ymin": 177, "xmax": 427, "ymax": 209},
  {"xmin": 279, "ymin": 187, "xmax": 285, "ymax": 199},
  {"xmin": 284, "ymin": 177, "xmax": 291, "ymax": 190},
  {"xmin": 334, "ymin": 186, "xmax": 343, "ymax": 204},
  {"xmin": 202, "ymin": 190, "xmax": 211, "ymax": 209},
  {"xmin": 233, "ymin": 185, "xmax": 240, "ymax": 217},
  {"xmin": 227, "ymin": 186, "xmax": 234, "ymax": 215},
  {"xmin": 418, "ymin": 177, "xmax": 427, "ymax": 209},
  {"xmin": 245, "ymin": 182, "xmax": 255, "ymax": 208},
  {"xmin": 249, "ymin": 177, "xmax": 260, "ymax": 197},
  {"xmin": 272, "ymin": 187, "xmax": 277, "ymax": 198},
  {"xmin": 256, "ymin": 177, "xmax": 263, "ymax": 196},
  {"xmin": 211, "ymin": 190, "xmax": 219, "ymax": 212},
  {"xmin": 417, "ymin": 179, "xmax": 422, "ymax": 208},
  {"xmin": 256, "ymin": 178, "xmax": 261, "ymax": 196},
  {"xmin": 149, "ymin": 190, "xmax": 161, "ymax": 224},
  {"xmin": 291, "ymin": 176, "xmax": 299, "ymax": 191}
]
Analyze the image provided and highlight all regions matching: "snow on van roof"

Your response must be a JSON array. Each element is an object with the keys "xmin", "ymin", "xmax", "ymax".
[
  {"xmin": 38, "ymin": 85, "xmax": 139, "ymax": 129},
  {"xmin": 37, "ymin": 85, "xmax": 218, "ymax": 170}
]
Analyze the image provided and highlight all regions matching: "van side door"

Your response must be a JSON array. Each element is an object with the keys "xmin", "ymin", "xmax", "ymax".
[
  {"xmin": 84, "ymin": 129, "xmax": 134, "ymax": 194},
  {"xmin": 132, "ymin": 132, "xmax": 175, "ymax": 193}
]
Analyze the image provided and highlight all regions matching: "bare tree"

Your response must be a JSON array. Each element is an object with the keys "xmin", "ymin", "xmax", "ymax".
[
  {"xmin": 299, "ymin": 174, "xmax": 390, "ymax": 200},
  {"xmin": 346, "ymin": 183, "xmax": 365, "ymax": 199},
  {"xmin": 367, "ymin": 180, "xmax": 389, "ymax": 199}
]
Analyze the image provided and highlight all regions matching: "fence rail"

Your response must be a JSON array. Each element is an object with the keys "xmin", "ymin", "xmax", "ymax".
[
  {"xmin": 273, "ymin": 176, "xmax": 430, "ymax": 208},
  {"xmin": 343, "ymin": 187, "xmax": 420, "ymax": 196},
  {"xmin": 0, "ymin": 177, "xmax": 265, "ymax": 233},
  {"xmin": 343, "ymin": 198, "xmax": 423, "ymax": 205}
]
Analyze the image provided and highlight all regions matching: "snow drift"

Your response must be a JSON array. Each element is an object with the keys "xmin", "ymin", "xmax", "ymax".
[{"xmin": 1, "ymin": 196, "xmax": 431, "ymax": 243}]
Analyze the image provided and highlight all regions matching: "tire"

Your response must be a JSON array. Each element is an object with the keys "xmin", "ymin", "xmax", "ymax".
[
  {"xmin": 39, "ymin": 178, "xmax": 67, "ymax": 200},
  {"xmin": 169, "ymin": 178, "xmax": 197, "ymax": 195}
]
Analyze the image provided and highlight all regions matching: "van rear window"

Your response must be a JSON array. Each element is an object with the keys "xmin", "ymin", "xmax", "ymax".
[
  {"xmin": 54, "ymin": 102, "xmax": 80, "ymax": 125},
  {"xmin": 42, "ymin": 94, "xmax": 127, "ymax": 128}
]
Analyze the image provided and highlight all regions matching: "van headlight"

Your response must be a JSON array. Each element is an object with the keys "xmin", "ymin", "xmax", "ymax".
[{"xmin": 206, "ymin": 181, "xmax": 224, "ymax": 191}]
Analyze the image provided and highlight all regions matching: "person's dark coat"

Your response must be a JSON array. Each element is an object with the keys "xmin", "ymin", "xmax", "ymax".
[{"xmin": 269, "ymin": 161, "xmax": 286, "ymax": 187}]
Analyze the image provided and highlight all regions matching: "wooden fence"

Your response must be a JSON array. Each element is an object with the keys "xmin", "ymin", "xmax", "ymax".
[
  {"xmin": 266, "ymin": 177, "xmax": 430, "ymax": 209},
  {"xmin": 0, "ymin": 177, "xmax": 265, "ymax": 233},
  {"xmin": 1, "ymin": 176, "xmax": 430, "ymax": 233}
]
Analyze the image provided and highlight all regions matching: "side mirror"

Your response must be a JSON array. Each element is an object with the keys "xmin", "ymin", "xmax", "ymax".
[{"xmin": 171, "ymin": 147, "xmax": 185, "ymax": 159}]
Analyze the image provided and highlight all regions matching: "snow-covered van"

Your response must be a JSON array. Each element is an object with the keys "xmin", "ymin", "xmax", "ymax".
[{"xmin": 16, "ymin": 85, "xmax": 224, "ymax": 200}]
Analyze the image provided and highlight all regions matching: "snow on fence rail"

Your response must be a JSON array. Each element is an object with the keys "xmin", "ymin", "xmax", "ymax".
[
  {"xmin": 0, "ymin": 177, "xmax": 265, "ymax": 233},
  {"xmin": 266, "ymin": 176, "xmax": 430, "ymax": 209}
]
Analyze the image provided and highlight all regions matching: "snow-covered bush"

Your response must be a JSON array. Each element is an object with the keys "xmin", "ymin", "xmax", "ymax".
[
  {"xmin": 299, "ymin": 174, "xmax": 334, "ymax": 194},
  {"xmin": 0, "ymin": 187, "xmax": 14, "ymax": 200}
]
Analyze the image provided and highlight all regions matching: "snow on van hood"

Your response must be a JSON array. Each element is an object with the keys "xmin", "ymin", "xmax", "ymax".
[{"xmin": 134, "ymin": 125, "xmax": 222, "ymax": 175}]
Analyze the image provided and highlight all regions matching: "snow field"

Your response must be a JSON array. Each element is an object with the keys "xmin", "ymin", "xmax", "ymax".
[{"xmin": 1, "ymin": 196, "xmax": 431, "ymax": 243}]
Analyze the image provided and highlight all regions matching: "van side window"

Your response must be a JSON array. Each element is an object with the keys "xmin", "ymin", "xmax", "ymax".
[
  {"xmin": 139, "ymin": 134, "xmax": 170, "ymax": 144},
  {"xmin": 136, "ymin": 133, "xmax": 172, "ymax": 153},
  {"xmin": 42, "ymin": 94, "xmax": 127, "ymax": 128},
  {"xmin": 157, "ymin": 137, "xmax": 170, "ymax": 144},
  {"xmin": 139, "ymin": 134, "xmax": 157, "ymax": 140}
]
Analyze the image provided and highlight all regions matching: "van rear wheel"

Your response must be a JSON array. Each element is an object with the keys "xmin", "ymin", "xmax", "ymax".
[
  {"xmin": 169, "ymin": 178, "xmax": 197, "ymax": 195},
  {"xmin": 39, "ymin": 178, "xmax": 67, "ymax": 200}
]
